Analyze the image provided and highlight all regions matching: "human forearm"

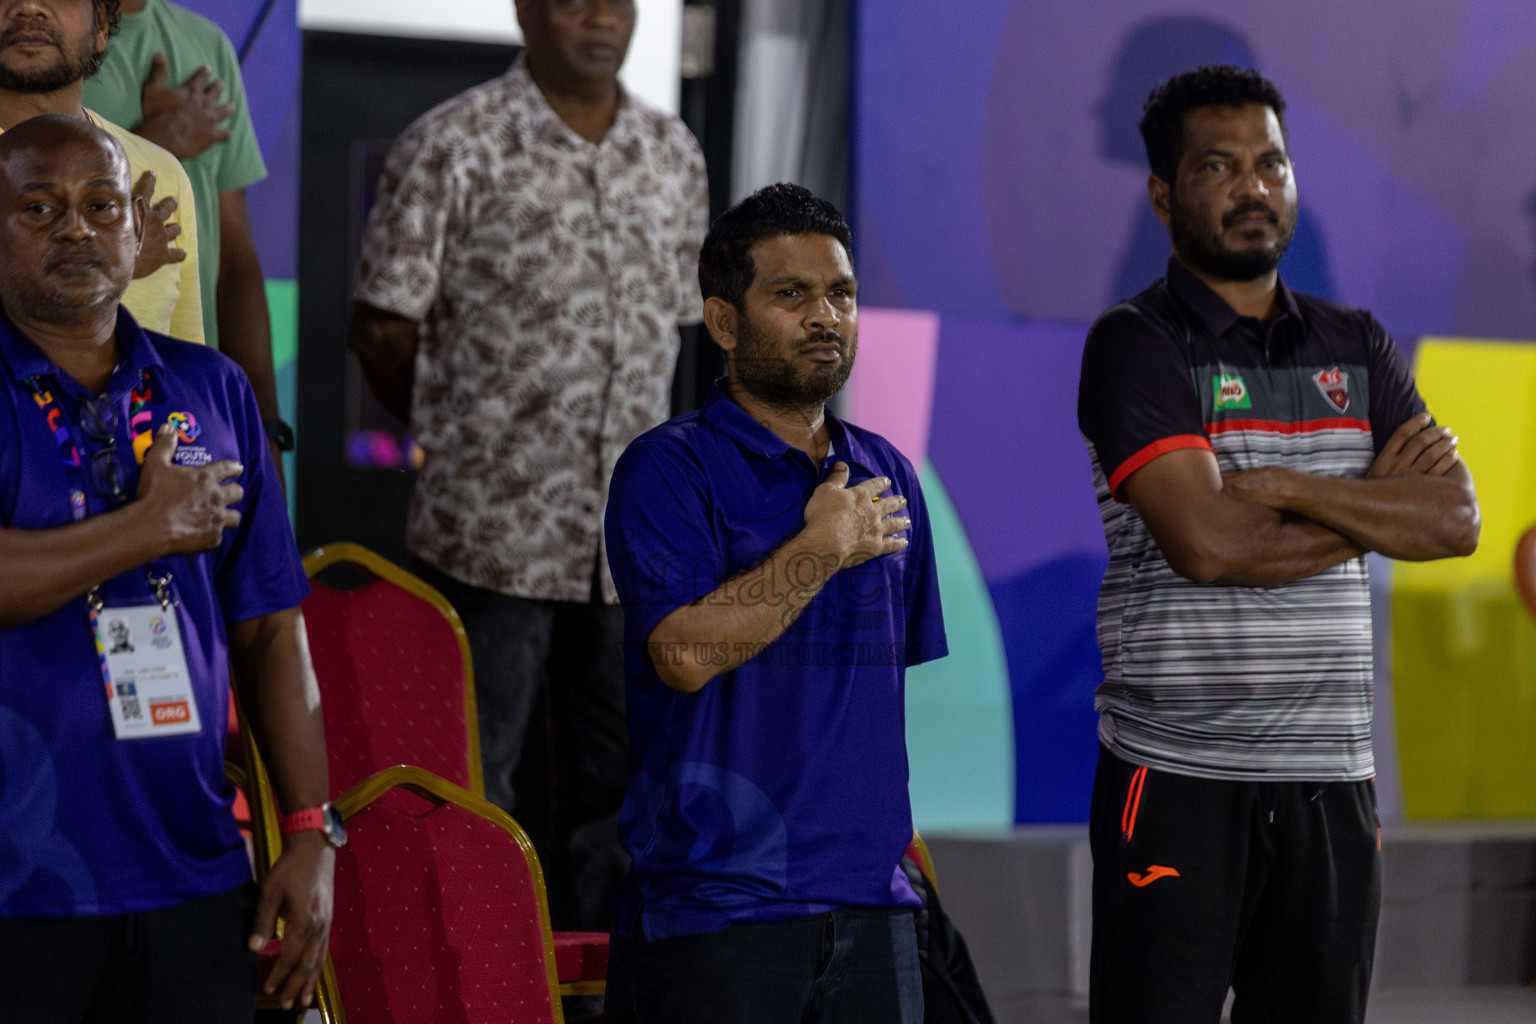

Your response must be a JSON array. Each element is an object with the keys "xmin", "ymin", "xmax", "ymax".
[
  {"xmin": 1124, "ymin": 449, "xmax": 1364, "ymax": 587},
  {"xmin": 217, "ymin": 191, "xmax": 279, "ymax": 421},
  {"xmin": 0, "ymin": 503, "xmax": 170, "ymax": 626},
  {"xmin": 649, "ymin": 527, "xmax": 841, "ymax": 692},
  {"xmin": 1196, "ymin": 509, "xmax": 1366, "ymax": 587},
  {"xmin": 228, "ymin": 608, "xmax": 330, "ymax": 814},
  {"xmin": 346, "ymin": 302, "xmax": 417, "ymax": 424},
  {"xmin": 1233, "ymin": 466, "xmax": 1479, "ymax": 561},
  {"xmin": 229, "ymin": 607, "xmax": 335, "ymax": 1012}
]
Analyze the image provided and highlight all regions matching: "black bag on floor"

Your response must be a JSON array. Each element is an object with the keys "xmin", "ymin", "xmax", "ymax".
[{"xmin": 903, "ymin": 858, "xmax": 997, "ymax": 1024}]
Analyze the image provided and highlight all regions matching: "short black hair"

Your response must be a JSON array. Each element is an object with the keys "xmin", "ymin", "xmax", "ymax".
[
  {"xmin": 95, "ymin": 0, "xmax": 122, "ymax": 34},
  {"xmin": 1139, "ymin": 65, "xmax": 1287, "ymax": 183},
  {"xmin": 698, "ymin": 182, "xmax": 853, "ymax": 310},
  {"xmin": 84, "ymin": 1, "xmax": 123, "ymax": 79}
]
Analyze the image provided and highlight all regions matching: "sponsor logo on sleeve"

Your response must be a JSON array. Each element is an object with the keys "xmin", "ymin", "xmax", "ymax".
[{"xmin": 1212, "ymin": 374, "xmax": 1251, "ymax": 410}]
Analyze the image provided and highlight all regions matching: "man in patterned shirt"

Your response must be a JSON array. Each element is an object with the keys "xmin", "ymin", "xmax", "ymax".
[
  {"xmin": 349, "ymin": 0, "xmax": 708, "ymax": 932},
  {"xmin": 1078, "ymin": 66, "xmax": 1479, "ymax": 1023}
]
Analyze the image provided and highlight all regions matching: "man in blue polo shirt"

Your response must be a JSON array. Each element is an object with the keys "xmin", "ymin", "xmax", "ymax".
[
  {"xmin": 0, "ymin": 115, "xmax": 334, "ymax": 1022},
  {"xmin": 603, "ymin": 183, "xmax": 947, "ymax": 1023}
]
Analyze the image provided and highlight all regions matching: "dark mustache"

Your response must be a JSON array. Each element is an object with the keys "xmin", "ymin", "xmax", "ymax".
[
  {"xmin": 45, "ymin": 246, "xmax": 107, "ymax": 272},
  {"xmin": 1223, "ymin": 203, "xmax": 1279, "ymax": 229},
  {"xmin": 799, "ymin": 330, "xmax": 846, "ymax": 352},
  {"xmin": 0, "ymin": 24, "xmax": 62, "ymax": 48}
]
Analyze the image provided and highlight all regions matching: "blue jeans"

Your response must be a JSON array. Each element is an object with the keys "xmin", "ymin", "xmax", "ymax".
[{"xmin": 606, "ymin": 907, "xmax": 923, "ymax": 1024}]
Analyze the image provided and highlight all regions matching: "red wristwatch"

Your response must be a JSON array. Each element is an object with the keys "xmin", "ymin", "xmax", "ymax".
[{"xmin": 280, "ymin": 802, "xmax": 347, "ymax": 848}]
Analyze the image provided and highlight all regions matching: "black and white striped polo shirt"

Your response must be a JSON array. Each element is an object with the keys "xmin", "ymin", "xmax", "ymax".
[{"xmin": 1077, "ymin": 259, "xmax": 1426, "ymax": 781}]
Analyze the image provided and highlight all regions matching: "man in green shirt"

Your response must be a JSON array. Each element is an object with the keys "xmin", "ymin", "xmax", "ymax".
[{"xmin": 84, "ymin": 0, "xmax": 291, "ymax": 476}]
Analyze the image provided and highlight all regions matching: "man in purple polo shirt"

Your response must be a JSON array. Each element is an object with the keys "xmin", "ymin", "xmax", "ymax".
[
  {"xmin": 603, "ymin": 183, "xmax": 947, "ymax": 1023},
  {"xmin": 0, "ymin": 115, "xmax": 333, "ymax": 1022}
]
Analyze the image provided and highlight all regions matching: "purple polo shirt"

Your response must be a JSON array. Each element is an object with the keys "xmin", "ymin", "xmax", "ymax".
[
  {"xmin": 0, "ymin": 306, "xmax": 307, "ymax": 919},
  {"xmin": 605, "ymin": 384, "xmax": 948, "ymax": 940}
]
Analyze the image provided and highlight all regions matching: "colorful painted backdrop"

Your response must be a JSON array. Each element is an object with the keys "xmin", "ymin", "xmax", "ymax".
[
  {"xmin": 854, "ymin": 0, "xmax": 1536, "ymax": 826},
  {"xmin": 172, "ymin": 0, "xmax": 301, "ymax": 492}
]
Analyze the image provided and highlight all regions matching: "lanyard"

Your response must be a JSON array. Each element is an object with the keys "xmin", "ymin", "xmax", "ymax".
[
  {"xmin": 24, "ymin": 366, "xmax": 156, "ymax": 522},
  {"xmin": 24, "ymin": 366, "xmax": 176, "ymax": 614}
]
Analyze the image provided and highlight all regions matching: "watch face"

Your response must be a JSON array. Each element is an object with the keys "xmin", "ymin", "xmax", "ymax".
[{"xmin": 323, "ymin": 804, "xmax": 348, "ymax": 848}]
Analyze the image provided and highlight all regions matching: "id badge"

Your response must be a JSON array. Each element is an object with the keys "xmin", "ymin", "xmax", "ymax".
[{"xmin": 94, "ymin": 603, "xmax": 203, "ymax": 739}]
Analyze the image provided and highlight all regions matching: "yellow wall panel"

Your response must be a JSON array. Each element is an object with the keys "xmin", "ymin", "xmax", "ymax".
[{"xmin": 1393, "ymin": 339, "xmax": 1536, "ymax": 818}]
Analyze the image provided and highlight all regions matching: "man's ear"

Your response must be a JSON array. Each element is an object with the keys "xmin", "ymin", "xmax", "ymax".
[
  {"xmin": 702, "ymin": 296, "xmax": 739, "ymax": 355},
  {"xmin": 1148, "ymin": 174, "xmax": 1172, "ymax": 228},
  {"xmin": 130, "ymin": 193, "xmax": 148, "ymax": 253}
]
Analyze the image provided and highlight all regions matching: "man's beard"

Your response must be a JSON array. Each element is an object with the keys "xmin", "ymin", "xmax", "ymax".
[
  {"xmin": 1170, "ymin": 191, "xmax": 1299, "ymax": 282},
  {"xmin": 733, "ymin": 315, "xmax": 855, "ymax": 410},
  {"xmin": 0, "ymin": 27, "xmax": 99, "ymax": 93}
]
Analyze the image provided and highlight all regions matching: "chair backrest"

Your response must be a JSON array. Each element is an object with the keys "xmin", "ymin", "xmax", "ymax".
[
  {"xmin": 324, "ymin": 766, "xmax": 564, "ymax": 1024},
  {"xmin": 301, "ymin": 543, "xmax": 482, "ymax": 797},
  {"xmin": 1518, "ymin": 526, "xmax": 1536, "ymax": 620}
]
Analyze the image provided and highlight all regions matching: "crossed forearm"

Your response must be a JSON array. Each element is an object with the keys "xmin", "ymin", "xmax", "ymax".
[
  {"xmin": 1242, "ymin": 467, "xmax": 1479, "ymax": 561},
  {"xmin": 1183, "ymin": 501, "xmax": 1364, "ymax": 587}
]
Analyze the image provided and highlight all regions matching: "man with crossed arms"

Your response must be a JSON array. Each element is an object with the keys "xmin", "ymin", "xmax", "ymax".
[{"xmin": 1079, "ymin": 65, "xmax": 1479, "ymax": 1023}]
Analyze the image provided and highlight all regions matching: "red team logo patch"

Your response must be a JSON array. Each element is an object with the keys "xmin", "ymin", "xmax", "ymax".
[{"xmin": 1313, "ymin": 367, "xmax": 1350, "ymax": 413}]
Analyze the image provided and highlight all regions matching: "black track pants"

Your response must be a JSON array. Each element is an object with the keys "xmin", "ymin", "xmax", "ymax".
[{"xmin": 1089, "ymin": 745, "xmax": 1380, "ymax": 1024}]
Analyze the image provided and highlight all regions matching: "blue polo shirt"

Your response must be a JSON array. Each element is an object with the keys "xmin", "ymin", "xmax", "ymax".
[
  {"xmin": 605, "ymin": 385, "xmax": 948, "ymax": 940},
  {"xmin": 0, "ymin": 306, "xmax": 307, "ymax": 919}
]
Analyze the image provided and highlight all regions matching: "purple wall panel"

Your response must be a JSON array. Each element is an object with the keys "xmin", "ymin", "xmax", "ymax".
[
  {"xmin": 180, "ymin": 0, "xmax": 300, "ymax": 275},
  {"xmin": 927, "ymin": 316, "xmax": 1107, "ymax": 821},
  {"xmin": 859, "ymin": 0, "xmax": 1536, "ymax": 341}
]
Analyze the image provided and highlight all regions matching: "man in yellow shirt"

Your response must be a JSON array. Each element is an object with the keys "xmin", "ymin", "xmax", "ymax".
[{"xmin": 0, "ymin": 0, "xmax": 201, "ymax": 344}]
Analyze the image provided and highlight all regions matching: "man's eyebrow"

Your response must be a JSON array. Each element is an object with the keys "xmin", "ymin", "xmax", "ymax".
[
  {"xmin": 761, "ymin": 274, "xmax": 858, "ymax": 289},
  {"xmin": 16, "ymin": 177, "xmax": 122, "ymax": 192}
]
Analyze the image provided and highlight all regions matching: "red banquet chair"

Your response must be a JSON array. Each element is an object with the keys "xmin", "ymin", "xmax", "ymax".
[
  {"xmin": 272, "ymin": 543, "xmax": 605, "ymax": 998},
  {"xmin": 300, "ymin": 542, "xmax": 483, "ymax": 796},
  {"xmin": 315, "ymin": 765, "xmax": 567, "ymax": 1024}
]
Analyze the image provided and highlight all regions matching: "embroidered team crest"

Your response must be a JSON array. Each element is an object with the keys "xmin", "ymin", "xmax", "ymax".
[
  {"xmin": 1313, "ymin": 367, "xmax": 1350, "ymax": 413},
  {"xmin": 1212, "ymin": 374, "xmax": 1251, "ymax": 409}
]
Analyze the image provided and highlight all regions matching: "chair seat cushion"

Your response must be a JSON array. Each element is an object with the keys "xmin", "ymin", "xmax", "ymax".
[{"xmin": 552, "ymin": 931, "xmax": 609, "ymax": 982}]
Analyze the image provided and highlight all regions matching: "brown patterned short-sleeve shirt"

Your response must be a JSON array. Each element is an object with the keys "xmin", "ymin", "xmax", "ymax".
[{"xmin": 355, "ymin": 58, "xmax": 709, "ymax": 603}]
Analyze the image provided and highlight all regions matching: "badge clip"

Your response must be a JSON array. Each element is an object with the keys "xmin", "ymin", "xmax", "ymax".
[{"xmin": 147, "ymin": 571, "xmax": 176, "ymax": 611}]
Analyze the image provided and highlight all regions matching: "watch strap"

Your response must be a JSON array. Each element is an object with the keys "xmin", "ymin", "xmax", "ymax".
[
  {"xmin": 263, "ymin": 417, "xmax": 296, "ymax": 452},
  {"xmin": 281, "ymin": 807, "xmax": 327, "ymax": 835}
]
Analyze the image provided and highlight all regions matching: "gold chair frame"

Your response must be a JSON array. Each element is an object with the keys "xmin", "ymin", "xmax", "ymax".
[{"xmin": 302, "ymin": 541, "xmax": 484, "ymax": 797}]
